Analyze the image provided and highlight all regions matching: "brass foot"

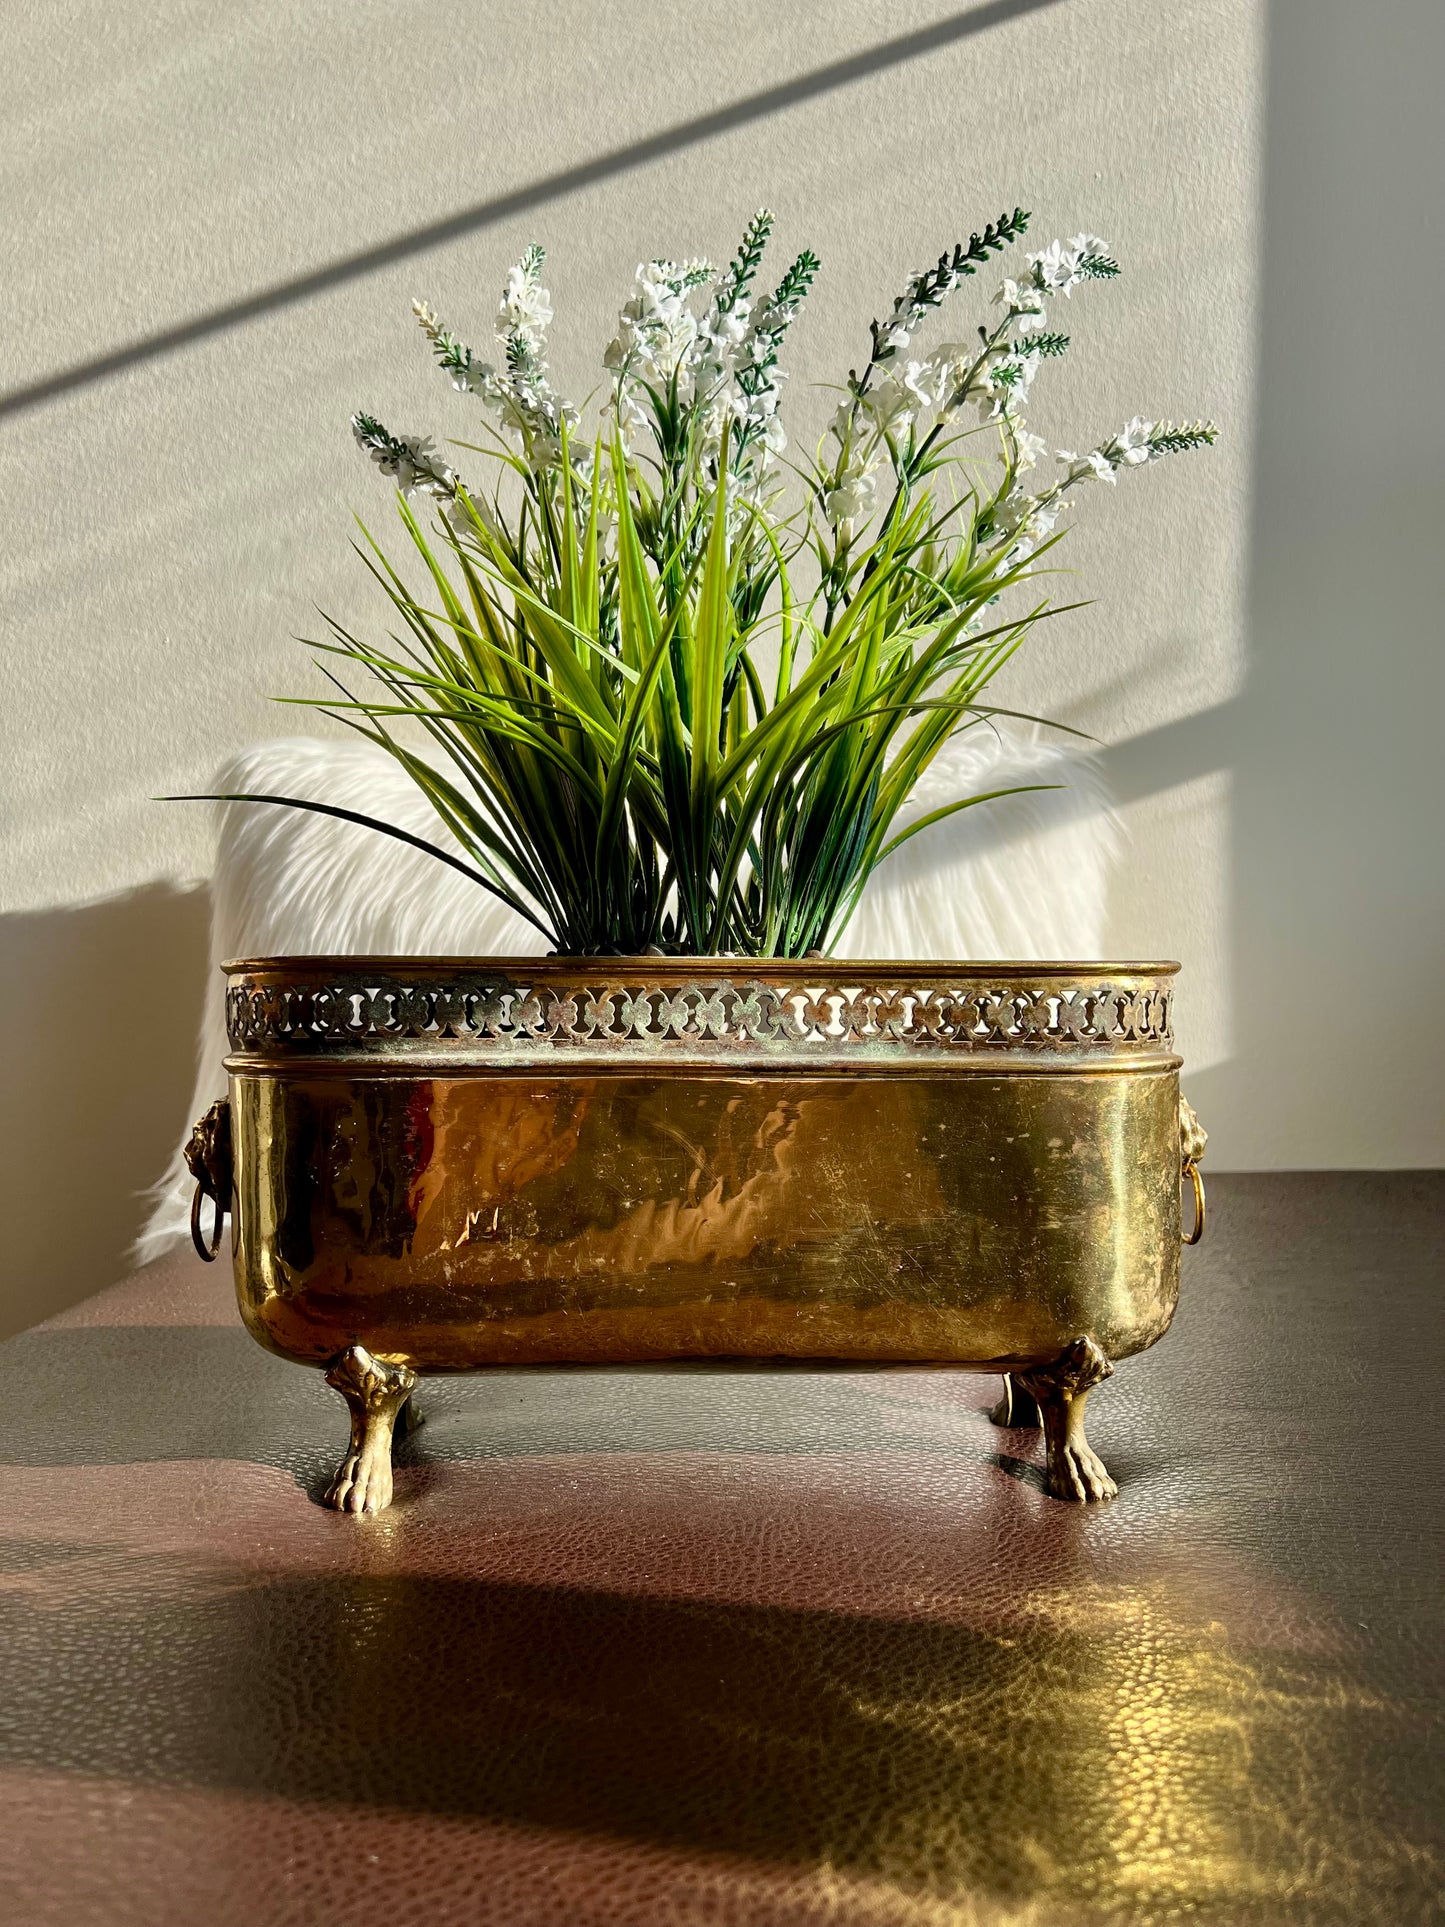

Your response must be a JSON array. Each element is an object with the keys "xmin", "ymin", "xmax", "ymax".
[
  {"xmin": 323, "ymin": 1346, "xmax": 419, "ymax": 1515},
  {"xmin": 988, "ymin": 1374, "xmax": 1042, "ymax": 1429},
  {"xmin": 1016, "ymin": 1336, "xmax": 1117, "ymax": 1503}
]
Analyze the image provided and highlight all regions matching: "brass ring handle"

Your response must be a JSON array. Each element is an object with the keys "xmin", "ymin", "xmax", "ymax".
[
  {"xmin": 1181, "ymin": 1159, "xmax": 1206, "ymax": 1245},
  {"xmin": 190, "ymin": 1181, "xmax": 228, "ymax": 1263},
  {"xmin": 184, "ymin": 1098, "xmax": 233, "ymax": 1265}
]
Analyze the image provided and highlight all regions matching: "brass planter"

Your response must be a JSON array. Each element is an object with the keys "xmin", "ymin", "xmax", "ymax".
[{"xmin": 187, "ymin": 958, "xmax": 1206, "ymax": 1512}]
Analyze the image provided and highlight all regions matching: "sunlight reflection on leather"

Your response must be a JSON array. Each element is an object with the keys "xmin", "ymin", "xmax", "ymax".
[
  {"xmin": 299, "ymin": 1559, "xmax": 1427, "ymax": 1923},
  {"xmin": 0, "ymin": 1506, "xmax": 1434, "ymax": 1922},
  {"xmin": 753, "ymin": 1572, "xmax": 1423, "ymax": 1923}
]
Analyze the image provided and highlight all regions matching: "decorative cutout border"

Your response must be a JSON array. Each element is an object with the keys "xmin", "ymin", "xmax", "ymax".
[{"xmin": 226, "ymin": 963, "xmax": 1175, "ymax": 1062}]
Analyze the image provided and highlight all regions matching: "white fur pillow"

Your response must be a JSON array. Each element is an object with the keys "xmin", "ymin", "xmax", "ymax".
[{"xmin": 138, "ymin": 729, "xmax": 1116, "ymax": 1260}]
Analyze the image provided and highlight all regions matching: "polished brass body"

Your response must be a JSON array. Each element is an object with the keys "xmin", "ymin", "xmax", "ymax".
[{"xmin": 201, "ymin": 958, "xmax": 1204, "ymax": 1508}]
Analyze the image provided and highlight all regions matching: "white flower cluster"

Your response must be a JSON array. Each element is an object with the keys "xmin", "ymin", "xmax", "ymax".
[
  {"xmin": 498, "ymin": 253, "xmax": 554, "ymax": 338},
  {"xmin": 988, "ymin": 486, "xmax": 1067, "ymax": 566},
  {"xmin": 350, "ymin": 413, "xmax": 491, "ymax": 542},
  {"xmin": 726, "ymin": 274, "xmax": 816, "ymax": 463},
  {"xmin": 822, "ymin": 234, "xmax": 1118, "ymax": 536},
  {"xmin": 603, "ymin": 243, "xmax": 802, "ymax": 496},
  {"xmin": 413, "ymin": 247, "xmax": 577, "ymax": 474},
  {"xmin": 351, "ymin": 415, "xmax": 456, "ymax": 501},
  {"xmin": 412, "ymin": 302, "xmax": 505, "ymax": 407},
  {"xmin": 365, "ymin": 217, "xmax": 820, "ymax": 533},
  {"xmin": 871, "ymin": 255, "xmax": 973, "ymax": 362},
  {"xmin": 353, "ymin": 216, "xmax": 1211, "ymax": 589},
  {"xmin": 604, "ymin": 258, "xmax": 715, "ymax": 393},
  {"xmin": 822, "ymin": 458, "xmax": 876, "ymax": 528},
  {"xmin": 1027, "ymin": 233, "xmax": 1114, "ymax": 296},
  {"xmin": 1058, "ymin": 417, "xmax": 1160, "ymax": 485},
  {"xmin": 987, "ymin": 415, "xmax": 1190, "ymax": 572},
  {"xmin": 689, "ymin": 297, "xmax": 751, "ymax": 415},
  {"xmin": 993, "ymin": 277, "xmax": 1048, "ymax": 334}
]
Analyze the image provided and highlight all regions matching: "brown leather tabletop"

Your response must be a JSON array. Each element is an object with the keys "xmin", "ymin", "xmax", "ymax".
[{"xmin": 1, "ymin": 1173, "xmax": 1441, "ymax": 1925}]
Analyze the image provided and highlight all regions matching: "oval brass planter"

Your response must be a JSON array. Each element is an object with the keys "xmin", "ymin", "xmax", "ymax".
[{"xmin": 187, "ymin": 958, "xmax": 1206, "ymax": 1511}]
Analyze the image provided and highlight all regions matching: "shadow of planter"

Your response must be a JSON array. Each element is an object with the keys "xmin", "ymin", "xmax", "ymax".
[{"xmin": 0, "ymin": 882, "xmax": 209, "ymax": 1337}]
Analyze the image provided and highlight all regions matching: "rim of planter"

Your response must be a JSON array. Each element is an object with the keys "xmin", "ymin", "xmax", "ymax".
[
  {"xmin": 224, "ymin": 955, "xmax": 1181, "ymax": 973},
  {"xmin": 221, "ymin": 957, "xmax": 1183, "ymax": 1072}
]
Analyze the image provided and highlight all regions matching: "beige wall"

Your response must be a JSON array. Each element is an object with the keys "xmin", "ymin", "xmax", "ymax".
[{"xmin": 1, "ymin": 1, "xmax": 1439, "ymax": 1325}]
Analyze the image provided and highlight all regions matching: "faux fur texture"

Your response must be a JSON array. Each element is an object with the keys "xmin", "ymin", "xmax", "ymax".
[{"xmin": 138, "ymin": 730, "xmax": 1117, "ymax": 1260}]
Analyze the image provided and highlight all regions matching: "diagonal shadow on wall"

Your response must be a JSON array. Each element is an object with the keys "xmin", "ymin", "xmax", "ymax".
[{"xmin": 0, "ymin": 0, "xmax": 1063, "ymax": 421}]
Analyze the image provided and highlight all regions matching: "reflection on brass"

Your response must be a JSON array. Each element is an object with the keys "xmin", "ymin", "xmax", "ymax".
[
  {"xmin": 184, "ymin": 1097, "xmax": 233, "ymax": 1263},
  {"xmin": 218, "ymin": 957, "xmax": 1203, "ymax": 1512},
  {"xmin": 1018, "ymin": 1334, "xmax": 1117, "ymax": 1502},
  {"xmin": 1183, "ymin": 1159, "xmax": 1207, "ymax": 1246},
  {"xmin": 1180, "ymin": 1093, "xmax": 1208, "ymax": 1246},
  {"xmin": 323, "ymin": 1344, "xmax": 419, "ymax": 1514}
]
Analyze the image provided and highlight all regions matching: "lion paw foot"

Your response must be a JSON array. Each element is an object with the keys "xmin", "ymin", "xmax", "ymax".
[
  {"xmin": 1046, "ymin": 1442, "xmax": 1117, "ymax": 1504},
  {"xmin": 322, "ymin": 1346, "xmax": 415, "ymax": 1517},
  {"xmin": 324, "ymin": 1444, "xmax": 394, "ymax": 1515}
]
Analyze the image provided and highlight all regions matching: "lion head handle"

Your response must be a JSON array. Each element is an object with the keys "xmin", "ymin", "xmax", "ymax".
[
  {"xmin": 1179, "ymin": 1096, "xmax": 1208, "ymax": 1170},
  {"xmin": 185, "ymin": 1098, "xmax": 233, "ymax": 1262},
  {"xmin": 1178, "ymin": 1096, "xmax": 1207, "ymax": 1245}
]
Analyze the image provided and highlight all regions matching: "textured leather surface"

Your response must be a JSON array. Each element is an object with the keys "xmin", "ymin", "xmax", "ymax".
[{"xmin": 0, "ymin": 1173, "xmax": 1441, "ymax": 1925}]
